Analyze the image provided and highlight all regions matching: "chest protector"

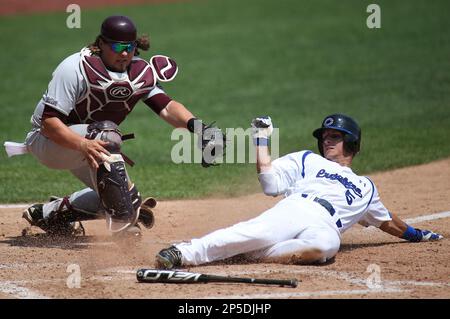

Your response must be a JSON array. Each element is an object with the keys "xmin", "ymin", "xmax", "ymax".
[{"xmin": 70, "ymin": 48, "xmax": 177, "ymax": 125}]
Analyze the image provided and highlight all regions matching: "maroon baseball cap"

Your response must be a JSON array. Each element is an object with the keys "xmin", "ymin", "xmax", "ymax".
[{"xmin": 100, "ymin": 15, "xmax": 137, "ymax": 43}]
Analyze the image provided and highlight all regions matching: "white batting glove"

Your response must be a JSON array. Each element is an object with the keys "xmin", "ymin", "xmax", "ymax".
[{"xmin": 251, "ymin": 116, "xmax": 273, "ymax": 139}]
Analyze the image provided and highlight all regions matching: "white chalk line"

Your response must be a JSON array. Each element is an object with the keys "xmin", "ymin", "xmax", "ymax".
[
  {"xmin": 74, "ymin": 242, "xmax": 115, "ymax": 247},
  {"xmin": 226, "ymin": 268, "xmax": 450, "ymax": 288},
  {"xmin": 0, "ymin": 204, "xmax": 29, "ymax": 209},
  {"xmin": 7, "ymin": 275, "xmax": 136, "ymax": 285},
  {"xmin": 0, "ymin": 281, "xmax": 50, "ymax": 299},
  {"xmin": 75, "ymin": 240, "xmax": 173, "ymax": 247},
  {"xmin": 404, "ymin": 211, "xmax": 450, "ymax": 224},
  {"xmin": 211, "ymin": 287, "xmax": 407, "ymax": 299},
  {"xmin": 212, "ymin": 288, "xmax": 409, "ymax": 299},
  {"xmin": 97, "ymin": 267, "xmax": 136, "ymax": 274},
  {"xmin": 0, "ymin": 262, "xmax": 67, "ymax": 270}
]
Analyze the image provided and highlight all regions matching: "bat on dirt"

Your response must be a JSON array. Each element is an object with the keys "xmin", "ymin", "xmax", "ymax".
[{"xmin": 136, "ymin": 269, "xmax": 298, "ymax": 288}]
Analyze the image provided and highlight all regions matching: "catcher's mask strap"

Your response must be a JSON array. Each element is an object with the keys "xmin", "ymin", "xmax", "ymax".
[
  {"xmin": 121, "ymin": 152, "xmax": 135, "ymax": 167},
  {"xmin": 122, "ymin": 133, "xmax": 135, "ymax": 141},
  {"xmin": 120, "ymin": 133, "xmax": 135, "ymax": 166}
]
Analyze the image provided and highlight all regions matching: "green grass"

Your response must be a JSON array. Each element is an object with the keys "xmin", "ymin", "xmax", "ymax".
[{"xmin": 1, "ymin": 0, "xmax": 449, "ymax": 202}]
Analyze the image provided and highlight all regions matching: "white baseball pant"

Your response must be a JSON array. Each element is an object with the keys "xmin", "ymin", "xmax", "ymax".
[{"xmin": 175, "ymin": 195, "xmax": 341, "ymax": 265}]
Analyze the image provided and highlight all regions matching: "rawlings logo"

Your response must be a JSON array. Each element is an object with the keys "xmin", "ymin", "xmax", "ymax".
[
  {"xmin": 43, "ymin": 95, "xmax": 58, "ymax": 107},
  {"xmin": 108, "ymin": 86, "xmax": 131, "ymax": 98}
]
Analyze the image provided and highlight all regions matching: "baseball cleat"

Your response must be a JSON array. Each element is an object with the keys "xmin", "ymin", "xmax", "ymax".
[
  {"xmin": 137, "ymin": 197, "xmax": 156, "ymax": 229},
  {"xmin": 138, "ymin": 206, "xmax": 155, "ymax": 229},
  {"xmin": 155, "ymin": 246, "xmax": 183, "ymax": 269},
  {"xmin": 22, "ymin": 203, "xmax": 85, "ymax": 236},
  {"xmin": 70, "ymin": 222, "xmax": 86, "ymax": 236},
  {"xmin": 22, "ymin": 203, "xmax": 44, "ymax": 226},
  {"xmin": 142, "ymin": 197, "xmax": 157, "ymax": 208}
]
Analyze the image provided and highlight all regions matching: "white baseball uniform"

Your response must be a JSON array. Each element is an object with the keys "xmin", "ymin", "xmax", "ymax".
[{"xmin": 175, "ymin": 150, "xmax": 393, "ymax": 264}]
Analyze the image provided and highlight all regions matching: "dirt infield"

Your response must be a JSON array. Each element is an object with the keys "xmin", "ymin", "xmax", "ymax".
[{"xmin": 0, "ymin": 158, "xmax": 449, "ymax": 299}]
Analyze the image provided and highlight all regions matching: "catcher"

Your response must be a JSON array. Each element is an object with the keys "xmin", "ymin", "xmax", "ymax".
[
  {"xmin": 155, "ymin": 114, "xmax": 443, "ymax": 268},
  {"xmin": 5, "ymin": 15, "xmax": 225, "ymax": 236}
]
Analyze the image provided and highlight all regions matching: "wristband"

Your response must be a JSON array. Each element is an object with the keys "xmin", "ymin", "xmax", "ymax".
[
  {"xmin": 187, "ymin": 118, "xmax": 197, "ymax": 133},
  {"xmin": 402, "ymin": 225, "xmax": 422, "ymax": 242},
  {"xmin": 253, "ymin": 138, "xmax": 269, "ymax": 146},
  {"xmin": 187, "ymin": 118, "xmax": 205, "ymax": 134}
]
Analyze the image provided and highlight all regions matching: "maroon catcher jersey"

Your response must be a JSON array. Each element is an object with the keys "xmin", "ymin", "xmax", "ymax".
[{"xmin": 31, "ymin": 48, "xmax": 178, "ymax": 128}]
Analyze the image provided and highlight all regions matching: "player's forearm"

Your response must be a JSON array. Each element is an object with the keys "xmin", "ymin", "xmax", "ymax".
[
  {"xmin": 380, "ymin": 212, "xmax": 443, "ymax": 242},
  {"xmin": 41, "ymin": 117, "xmax": 86, "ymax": 152},
  {"xmin": 256, "ymin": 145, "xmax": 284, "ymax": 196},
  {"xmin": 256, "ymin": 145, "xmax": 272, "ymax": 173},
  {"xmin": 159, "ymin": 100, "xmax": 195, "ymax": 128},
  {"xmin": 379, "ymin": 213, "xmax": 408, "ymax": 237},
  {"xmin": 252, "ymin": 117, "xmax": 278, "ymax": 194}
]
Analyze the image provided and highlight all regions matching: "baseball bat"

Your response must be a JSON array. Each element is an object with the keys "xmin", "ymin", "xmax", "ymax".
[{"xmin": 136, "ymin": 269, "xmax": 298, "ymax": 288}]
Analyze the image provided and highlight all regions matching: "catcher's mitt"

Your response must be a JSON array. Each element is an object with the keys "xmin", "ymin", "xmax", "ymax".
[
  {"xmin": 200, "ymin": 121, "xmax": 226, "ymax": 167},
  {"xmin": 188, "ymin": 118, "xmax": 226, "ymax": 167}
]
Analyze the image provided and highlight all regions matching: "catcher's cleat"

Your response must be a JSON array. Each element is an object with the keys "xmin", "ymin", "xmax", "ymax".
[
  {"xmin": 70, "ymin": 222, "xmax": 86, "ymax": 236},
  {"xmin": 137, "ymin": 197, "xmax": 156, "ymax": 229},
  {"xmin": 22, "ymin": 203, "xmax": 85, "ymax": 236},
  {"xmin": 138, "ymin": 207, "xmax": 154, "ymax": 229},
  {"xmin": 155, "ymin": 246, "xmax": 183, "ymax": 269},
  {"xmin": 22, "ymin": 203, "xmax": 45, "ymax": 226},
  {"xmin": 142, "ymin": 197, "xmax": 157, "ymax": 209}
]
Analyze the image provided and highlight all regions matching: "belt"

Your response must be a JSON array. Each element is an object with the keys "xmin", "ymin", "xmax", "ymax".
[{"xmin": 301, "ymin": 194, "xmax": 342, "ymax": 228}]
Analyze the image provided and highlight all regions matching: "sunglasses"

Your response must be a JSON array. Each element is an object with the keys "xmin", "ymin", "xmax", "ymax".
[{"xmin": 108, "ymin": 41, "xmax": 137, "ymax": 53}]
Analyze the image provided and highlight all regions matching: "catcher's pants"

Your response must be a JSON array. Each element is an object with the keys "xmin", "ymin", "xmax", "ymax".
[
  {"xmin": 25, "ymin": 126, "xmax": 103, "ymax": 219},
  {"xmin": 176, "ymin": 195, "xmax": 341, "ymax": 265}
]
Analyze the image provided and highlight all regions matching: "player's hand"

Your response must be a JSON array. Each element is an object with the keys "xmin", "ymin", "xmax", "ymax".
[
  {"xmin": 405, "ymin": 227, "xmax": 444, "ymax": 242},
  {"xmin": 79, "ymin": 139, "xmax": 110, "ymax": 169},
  {"xmin": 251, "ymin": 116, "xmax": 273, "ymax": 139},
  {"xmin": 419, "ymin": 229, "xmax": 443, "ymax": 241}
]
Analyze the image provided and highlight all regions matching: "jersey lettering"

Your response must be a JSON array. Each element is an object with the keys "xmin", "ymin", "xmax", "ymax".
[{"xmin": 316, "ymin": 168, "xmax": 363, "ymax": 205}]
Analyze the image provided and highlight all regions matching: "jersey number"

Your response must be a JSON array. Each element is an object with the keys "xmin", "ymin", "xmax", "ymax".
[{"xmin": 345, "ymin": 190, "xmax": 356, "ymax": 205}]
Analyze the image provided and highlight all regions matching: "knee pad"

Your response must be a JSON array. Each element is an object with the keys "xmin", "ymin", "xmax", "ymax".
[
  {"xmin": 97, "ymin": 153, "xmax": 142, "ymax": 232},
  {"xmin": 86, "ymin": 120, "xmax": 122, "ymax": 153},
  {"xmin": 87, "ymin": 121, "xmax": 141, "ymax": 231}
]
